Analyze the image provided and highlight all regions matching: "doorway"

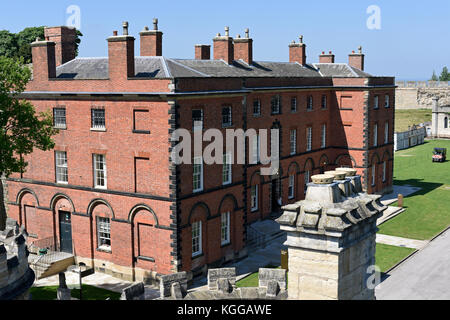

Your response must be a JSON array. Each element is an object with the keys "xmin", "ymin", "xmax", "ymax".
[{"xmin": 59, "ymin": 210, "xmax": 73, "ymax": 254}]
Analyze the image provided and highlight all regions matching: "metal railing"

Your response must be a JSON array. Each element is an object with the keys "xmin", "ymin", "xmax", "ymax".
[{"xmin": 28, "ymin": 236, "xmax": 59, "ymax": 253}]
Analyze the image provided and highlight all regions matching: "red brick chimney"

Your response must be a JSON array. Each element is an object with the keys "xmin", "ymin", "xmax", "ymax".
[
  {"xmin": 289, "ymin": 35, "xmax": 306, "ymax": 65},
  {"xmin": 31, "ymin": 37, "xmax": 56, "ymax": 80},
  {"xmin": 44, "ymin": 26, "xmax": 77, "ymax": 67},
  {"xmin": 319, "ymin": 51, "xmax": 335, "ymax": 63},
  {"xmin": 348, "ymin": 46, "xmax": 365, "ymax": 71},
  {"xmin": 233, "ymin": 28, "xmax": 253, "ymax": 65},
  {"xmin": 195, "ymin": 45, "xmax": 211, "ymax": 60},
  {"xmin": 213, "ymin": 27, "xmax": 234, "ymax": 64},
  {"xmin": 140, "ymin": 18, "xmax": 163, "ymax": 56},
  {"xmin": 107, "ymin": 22, "xmax": 135, "ymax": 79}
]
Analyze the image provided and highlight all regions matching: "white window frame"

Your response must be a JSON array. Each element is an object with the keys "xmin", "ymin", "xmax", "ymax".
[
  {"xmin": 307, "ymin": 96, "xmax": 313, "ymax": 110},
  {"xmin": 385, "ymin": 94, "xmax": 390, "ymax": 108},
  {"xmin": 372, "ymin": 164, "xmax": 376, "ymax": 186},
  {"xmin": 222, "ymin": 153, "xmax": 232, "ymax": 185},
  {"xmin": 271, "ymin": 95, "xmax": 281, "ymax": 114},
  {"xmin": 192, "ymin": 221, "xmax": 202, "ymax": 257},
  {"xmin": 291, "ymin": 97, "xmax": 297, "ymax": 113},
  {"xmin": 91, "ymin": 109, "xmax": 106, "ymax": 130},
  {"xmin": 373, "ymin": 124, "xmax": 378, "ymax": 147},
  {"xmin": 306, "ymin": 127, "xmax": 312, "ymax": 151},
  {"xmin": 304, "ymin": 171, "xmax": 311, "ymax": 194},
  {"xmin": 53, "ymin": 108, "xmax": 66, "ymax": 129},
  {"xmin": 382, "ymin": 161, "xmax": 387, "ymax": 182},
  {"xmin": 193, "ymin": 157, "xmax": 203, "ymax": 193},
  {"xmin": 251, "ymin": 134, "xmax": 260, "ymax": 164},
  {"xmin": 93, "ymin": 154, "xmax": 107, "ymax": 189},
  {"xmin": 288, "ymin": 175, "xmax": 295, "ymax": 199},
  {"xmin": 192, "ymin": 109, "xmax": 203, "ymax": 132},
  {"xmin": 374, "ymin": 96, "xmax": 379, "ymax": 109},
  {"xmin": 290, "ymin": 129, "xmax": 297, "ymax": 155},
  {"xmin": 55, "ymin": 151, "xmax": 68, "ymax": 184},
  {"xmin": 385, "ymin": 122, "xmax": 389, "ymax": 144},
  {"xmin": 321, "ymin": 124, "xmax": 327, "ymax": 148},
  {"xmin": 253, "ymin": 99, "xmax": 261, "ymax": 116},
  {"xmin": 251, "ymin": 185, "xmax": 258, "ymax": 212},
  {"xmin": 321, "ymin": 95, "xmax": 327, "ymax": 109},
  {"xmin": 222, "ymin": 106, "xmax": 232, "ymax": 128},
  {"xmin": 221, "ymin": 212, "xmax": 230, "ymax": 246},
  {"xmin": 97, "ymin": 216, "xmax": 111, "ymax": 250}
]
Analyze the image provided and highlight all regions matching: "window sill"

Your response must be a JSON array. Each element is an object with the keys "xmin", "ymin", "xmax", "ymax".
[
  {"xmin": 221, "ymin": 242, "xmax": 231, "ymax": 248},
  {"xmin": 56, "ymin": 181, "xmax": 69, "ymax": 185},
  {"xmin": 251, "ymin": 208, "xmax": 259, "ymax": 213},
  {"xmin": 91, "ymin": 128, "xmax": 107, "ymax": 132},
  {"xmin": 223, "ymin": 181, "xmax": 232, "ymax": 186},
  {"xmin": 222, "ymin": 124, "xmax": 233, "ymax": 129},
  {"xmin": 54, "ymin": 126, "xmax": 67, "ymax": 130},
  {"xmin": 193, "ymin": 189, "xmax": 203, "ymax": 194},
  {"xmin": 192, "ymin": 253, "xmax": 204, "ymax": 260},
  {"xmin": 96, "ymin": 247, "xmax": 112, "ymax": 254},
  {"xmin": 253, "ymin": 114, "xmax": 261, "ymax": 118},
  {"xmin": 133, "ymin": 130, "xmax": 151, "ymax": 134},
  {"xmin": 95, "ymin": 186, "xmax": 108, "ymax": 190},
  {"xmin": 137, "ymin": 256, "xmax": 155, "ymax": 262}
]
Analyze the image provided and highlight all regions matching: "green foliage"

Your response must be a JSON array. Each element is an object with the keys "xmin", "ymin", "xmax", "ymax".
[
  {"xmin": 30, "ymin": 284, "xmax": 121, "ymax": 300},
  {"xmin": 375, "ymin": 244, "xmax": 416, "ymax": 273},
  {"xmin": 439, "ymin": 66, "xmax": 449, "ymax": 82},
  {"xmin": 0, "ymin": 56, "xmax": 57, "ymax": 176},
  {"xmin": 430, "ymin": 70, "xmax": 438, "ymax": 81},
  {"xmin": 0, "ymin": 27, "xmax": 83, "ymax": 63}
]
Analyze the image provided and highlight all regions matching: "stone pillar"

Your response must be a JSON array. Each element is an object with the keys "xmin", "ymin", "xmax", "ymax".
[
  {"xmin": 277, "ymin": 171, "xmax": 387, "ymax": 300},
  {"xmin": 432, "ymin": 97, "xmax": 439, "ymax": 138}
]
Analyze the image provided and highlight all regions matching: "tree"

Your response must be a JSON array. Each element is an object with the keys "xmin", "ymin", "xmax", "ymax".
[
  {"xmin": 430, "ymin": 70, "xmax": 439, "ymax": 81},
  {"xmin": 0, "ymin": 30, "xmax": 18, "ymax": 59},
  {"xmin": 0, "ymin": 56, "xmax": 58, "ymax": 230},
  {"xmin": 439, "ymin": 66, "xmax": 449, "ymax": 82}
]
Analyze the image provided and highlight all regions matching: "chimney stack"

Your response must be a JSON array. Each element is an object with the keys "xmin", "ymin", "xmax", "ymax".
[
  {"xmin": 348, "ymin": 46, "xmax": 365, "ymax": 71},
  {"xmin": 319, "ymin": 51, "xmax": 335, "ymax": 63},
  {"xmin": 140, "ymin": 18, "xmax": 163, "ymax": 56},
  {"xmin": 233, "ymin": 28, "xmax": 253, "ymax": 65},
  {"xmin": 44, "ymin": 26, "xmax": 77, "ymax": 67},
  {"xmin": 107, "ymin": 22, "xmax": 135, "ymax": 79},
  {"xmin": 31, "ymin": 37, "xmax": 56, "ymax": 80},
  {"xmin": 213, "ymin": 27, "xmax": 234, "ymax": 64},
  {"xmin": 289, "ymin": 35, "xmax": 307, "ymax": 65},
  {"xmin": 195, "ymin": 45, "xmax": 211, "ymax": 60}
]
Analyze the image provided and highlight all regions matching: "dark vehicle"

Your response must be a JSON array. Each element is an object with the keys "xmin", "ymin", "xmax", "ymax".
[{"xmin": 432, "ymin": 148, "xmax": 447, "ymax": 162}]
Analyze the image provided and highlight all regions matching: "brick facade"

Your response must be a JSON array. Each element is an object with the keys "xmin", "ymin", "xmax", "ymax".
[{"xmin": 6, "ymin": 23, "xmax": 395, "ymax": 282}]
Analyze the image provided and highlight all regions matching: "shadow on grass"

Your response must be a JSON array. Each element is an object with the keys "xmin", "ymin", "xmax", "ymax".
[{"xmin": 393, "ymin": 178, "xmax": 443, "ymax": 198}]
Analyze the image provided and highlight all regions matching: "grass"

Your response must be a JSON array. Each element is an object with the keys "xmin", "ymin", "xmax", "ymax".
[
  {"xmin": 377, "ymin": 140, "xmax": 450, "ymax": 240},
  {"xmin": 235, "ymin": 265, "xmax": 286, "ymax": 288},
  {"xmin": 30, "ymin": 284, "xmax": 121, "ymax": 300},
  {"xmin": 395, "ymin": 109, "xmax": 431, "ymax": 132},
  {"xmin": 375, "ymin": 244, "xmax": 416, "ymax": 273}
]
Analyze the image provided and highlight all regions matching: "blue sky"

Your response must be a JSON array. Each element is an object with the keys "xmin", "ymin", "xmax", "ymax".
[{"xmin": 0, "ymin": 0, "xmax": 448, "ymax": 80}]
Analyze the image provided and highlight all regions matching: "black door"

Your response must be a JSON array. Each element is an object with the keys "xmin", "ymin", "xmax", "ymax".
[
  {"xmin": 272, "ymin": 178, "xmax": 281, "ymax": 213},
  {"xmin": 59, "ymin": 211, "xmax": 73, "ymax": 254}
]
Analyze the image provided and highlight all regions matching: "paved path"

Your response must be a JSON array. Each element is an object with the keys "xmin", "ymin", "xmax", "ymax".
[
  {"xmin": 376, "ymin": 227, "xmax": 450, "ymax": 300},
  {"xmin": 376, "ymin": 234, "xmax": 428, "ymax": 250},
  {"xmin": 380, "ymin": 185, "xmax": 421, "ymax": 206}
]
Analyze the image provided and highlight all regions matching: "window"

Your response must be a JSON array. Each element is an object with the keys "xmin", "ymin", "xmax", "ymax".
[
  {"xmin": 321, "ymin": 95, "xmax": 327, "ymax": 109},
  {"xmin": 290, "ymin": 129, "xmax": 297, "ymax": 155},
  {"xmin": 97, "ymin": 217, "xmax": 111, "ymax": 250},
  {"xmin": 133, "ymin": 109, "xmax": 150, "ymax": 134},
  {"xmin": 321, "ymin": 124, "xmax": 327, "ymax": 148},
  {"xmin": 192, "ymin": 109, "xmax": 203, "ymax": 132},
  {"xmin": 306, "ymin": 127, "xmax": 312, "ymax": 151},
  {"xmin": 93, "ymin": 154, "xmax": 107, "ymax": 189},
  {"xmin": 374, "ymin": 96, "xmax": 379, "ymax": 109},
  {"xmin": 373, "ymin": 124, "xmax": 378, "ymax": 147},
  {"xmin": 307, "ymin": 96, "xmax": 313, "ymax": 110},
  {"xmin": 193, "ymin": 157, "xmax": 203, "ymax": 192},
  {"xmin": 288, "ymin": 175, "xmax": 295, "ymax": 199},
  {"xmin": 271, "ymin": 95, "xmax": 281, "ymax": 114},
  {"xmin": 251, "ymin": 185, "xmax": 258, "ymax": 211},
  {"xmin": 251, "ymin": 134, "xmax": 260, "ymax": 164},
  {"xmin": 382, "ymin": 161, "xmax": 387, "ymax": 182},
  {"xmin": 222, "ymin": 153, "xmax": 232, "ymax": 185},
  {"xmin": 445, "ymin": 117, "xmax": 448, "ymax": 129},
  {"xmin": 372, "ymin": 164, "xmax": 376, "ymax": 186},
  {"xmin": 253, "ymin": 99, "xmax": 261, "ymax": 116},
  {"xmin": 385, "ymin": 122, "xmax": 389, "ymax": 144},
  {"xmin": 304, "ymin": 171, "xmax": 311, "ymax": 194},
  {"xmin": 192, "ymin": 221, "xmax": 202, "ymax": 257},
  {"xmin": 385, "ymin": 95, "xmax": 390, "ymax": 108},
  {"xmin": 221, "ymin": 212, "xmax": 230, "ymax": 246},
  {"xmin": 55, "ymin": 151, "xmax": 68, "ymax": 184},
  {"xmin": 291, "ymin": 97, "xmax": 297, "ymax": 112},
  {"xmin": 53, "ymin": 108, "xmax": 66, "ymax": 129},
  {"xmin": 222, "ymin": 106, "xmax": 232, "ymax": 127},
  {"xmin": 91, "ymin": 109, "xmax": 105, "ymax": 130}
]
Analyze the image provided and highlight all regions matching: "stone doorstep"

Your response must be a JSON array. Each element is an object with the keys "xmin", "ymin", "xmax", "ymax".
[
  {"xmin": 377, "ymin": 206, "xmax": 405, "ymax": 226},
  {"xmin": 375, "ymin": 234, "xmax": 428, "ymax": 250}
]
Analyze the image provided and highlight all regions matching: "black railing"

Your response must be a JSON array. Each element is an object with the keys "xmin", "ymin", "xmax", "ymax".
[{"xmin": 28, "ymin": 236, "xmax": 59, "ymax": 253}]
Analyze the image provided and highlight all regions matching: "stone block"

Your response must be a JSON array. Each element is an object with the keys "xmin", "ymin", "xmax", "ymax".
[
  {"xmin": 258, "ymin": 268, "xmax": 286, "ymax": 290},
  {"xmin": 120, "ymin": 282, "xmax": 145, "ymax": 300},
  {"xmin": 265, "ymin": 280, "xmax": 280, "ymax": 298},
  {"xmin": 170, "ymin": 282, "xmax": 183, "ymax": 300},
  {"xmin": 159, "ymin": 272, "xmax": 188, "ymax": 298},
  {"xmin": 207, "ymin": 268, "xmax": 236, "ymax": 290},
  {"xmin": 217, "ymin": 278, "xmax": 233, "ymax": 294},
  {"xmin": 57, "ymin": 288, "xmax": 72, "ymax": 300}
]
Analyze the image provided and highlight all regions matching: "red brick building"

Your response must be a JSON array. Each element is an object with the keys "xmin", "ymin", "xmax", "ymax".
[{"xmin": 6, "ymin": 22, "xmax": 395, "ymax": 283}]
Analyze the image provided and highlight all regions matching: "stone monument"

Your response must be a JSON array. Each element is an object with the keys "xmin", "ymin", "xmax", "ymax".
[{"xmin": 276, "ymin": 169, "xmax": 387, "ymax": 300}]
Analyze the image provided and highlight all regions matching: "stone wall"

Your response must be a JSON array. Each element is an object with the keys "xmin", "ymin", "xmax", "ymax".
[
  {"xmin": 395, "ymin": 81, "xmax": 450, "ymax": 110},
  {"xmin": 394, "ymin": 126, "xmax": 427, "ymax": 151}
]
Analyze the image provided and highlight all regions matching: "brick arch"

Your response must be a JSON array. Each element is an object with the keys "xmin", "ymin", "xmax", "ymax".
[
  {"xmin": 334, "ymin": 154, "xmax": 357, "ymax": 168},
  {"xmin": 217, "ymin": 194, "xmax": 238, "ymax": 215},
  {"xmin": 50, "ymin": 193, "xmax": 75, "ymax": 213},
  {"xmin": 382, "ymin": 150, "xmax": 391, "ymax": 161},
  {"xmin": 303, "ymin": 158, "xmax": 315, "ymax": 171},
  {"xmin": 188, "ymin": 202, "xmax": 211, "ymax": 226},
  {"xmin": 249, "ymin": 170, "xmax": 264, "ymax": 186},
  {"xmin": 318, "ymin": 154, "xmax": 330, "ymax": 167},
  {"xmin": 128, "ymin": 204, "xmax": 159, "ymax": 227},
  {"xmin": 87, "ymin": 199, "xmax": 115, "ymax": 219},
  {"xmin": 370, "ymin": 152, "xmax": 381, "ymax": 165},
  {"xmin": 287, "ymin": 161, "xmax": 300, "ymax": 175},
  {"xmin": 16, "ymin": 188, "xmax": 39, "ymax": 207}
]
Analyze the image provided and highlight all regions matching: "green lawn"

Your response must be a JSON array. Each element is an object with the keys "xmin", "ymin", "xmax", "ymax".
[
  {"xmin": 236, "ymin": 266, "xmax": 286, "ymax": 288},
  {"xmin": 378, "ymin": 140, "xmax": 450, "ymax": 240},
  {"xmin": 30, "ymin": 284, "xmax": 121, "ymax": 300},
  {"xmin": 395, "ymin": 109, "xmax": 431, "ymax": 132},
  {"xmin": 375, "ymin": 244, "xmax": 416, "ymax": 273}
]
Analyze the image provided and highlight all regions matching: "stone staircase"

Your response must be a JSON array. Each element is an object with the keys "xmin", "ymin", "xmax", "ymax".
[{"xmin": 29, "ymin": 252, "xmax": 75, "ymax": 280}]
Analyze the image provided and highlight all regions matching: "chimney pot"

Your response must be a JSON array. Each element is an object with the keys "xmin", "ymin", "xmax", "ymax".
[
  {"xmin": 225, "ymin": 26, "xmax": 230, "ymax": 37},
  {"xmin": 289, "ymin": 35, "xmax": 307, "ymax": 65},
  {"xmin": 113, "ymin": 30, "xmax": 118, "ymax": 36},
  {"xmin": 245, "ymin": 28, "xmax": 249, "ymax": 38},
  {"xmin": 123, "ymin": 21, "xmax": 129, "ymax": 35},
  {"xmin": 140, "ymin": 19, "xmax": 163, "ymax": 56},
  {"xmin": 348, "ymin": 48, "xmax": 365, "ymax": 71},
  {"xmin": 299, "ymin": 35, "xmax": 303, "ymax": 43},
  {"xmin": 234, "ymin": 30, "xmax": 253, "ymax": 65},
  {"xmin": 153, "ymin": 18, "xmax": 158, "ymax": 30}
]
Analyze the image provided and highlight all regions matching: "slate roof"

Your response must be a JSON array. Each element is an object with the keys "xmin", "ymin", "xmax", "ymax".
[{"xmin": 55, "ymin": 56, "xmax": 373, "ymax": 80}]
